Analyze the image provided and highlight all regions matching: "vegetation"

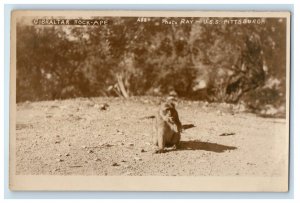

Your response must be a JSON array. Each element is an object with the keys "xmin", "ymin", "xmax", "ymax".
[{"xmin": 16, "ymin": 17, "xmax": 287, "ymax": 115}]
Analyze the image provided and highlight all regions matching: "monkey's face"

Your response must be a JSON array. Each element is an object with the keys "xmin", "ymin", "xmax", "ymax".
[
  {"xmin": 161, "ymin": 103, "xmax": 177, "ymax": 120},
  {"xmin": 162, "ymin": 108, "xmax": 172, "ymax": 117}
]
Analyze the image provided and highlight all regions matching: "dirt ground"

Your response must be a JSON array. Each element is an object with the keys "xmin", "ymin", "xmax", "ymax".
[{"xmin": 15, "ymin": 96, "xmax": 288, "ymax": 176}]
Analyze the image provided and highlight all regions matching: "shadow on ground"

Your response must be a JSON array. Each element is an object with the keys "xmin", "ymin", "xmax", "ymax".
[{"xmin": 178, "ymin": 140, "xmax": 237, "ymax": 153}]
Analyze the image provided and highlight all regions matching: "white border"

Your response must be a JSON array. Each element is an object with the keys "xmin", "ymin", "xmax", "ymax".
[
  {"xmin": 1, "ymin": 0, "xmax": 298, "ymax": 202},
  {"xmin": 9, "ymin": 10, "xmax": 290, "ymax": 193}
]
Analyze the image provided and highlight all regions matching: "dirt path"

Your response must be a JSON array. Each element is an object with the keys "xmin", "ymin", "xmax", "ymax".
[{"xmin": 15, "ymin": 97, "xmax": 288, "ymax": 176}]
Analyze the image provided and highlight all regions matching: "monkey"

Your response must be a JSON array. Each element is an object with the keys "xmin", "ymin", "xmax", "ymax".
[{"xmin": 153, "ymin": 101, "xmax": 182, "ymax": 153}]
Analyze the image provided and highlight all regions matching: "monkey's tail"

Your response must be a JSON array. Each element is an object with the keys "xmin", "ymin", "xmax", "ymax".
[{"xmin": 182, "ymin": 124, "xmax": 196, "ymax": 130}]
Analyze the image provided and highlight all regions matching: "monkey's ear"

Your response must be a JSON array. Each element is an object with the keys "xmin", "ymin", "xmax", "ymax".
[
  {"xmin": 165, "ymin": 100, "xmax": 175, "ymax": 108},
  {"xmin": 169, "ymin": 102, "xmax": 175, "ymax": 108}
]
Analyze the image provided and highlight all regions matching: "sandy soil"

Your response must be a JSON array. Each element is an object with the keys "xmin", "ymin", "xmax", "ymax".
[{"xmin": 15, "ymin": 97, "xmax": 288, "ymax": 176}]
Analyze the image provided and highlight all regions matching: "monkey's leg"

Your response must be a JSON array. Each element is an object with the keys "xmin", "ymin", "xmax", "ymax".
[
  {"xmin": 152, "ymin": 136, "xmax": 158, "ymax": 146},
  {"xmin": 171, "ymin": 133, "xmax": 181, "ymax": 149},
  {"xmin": 156, "ymin": 127, "xmax": 166, "ymax": 153},
  {"xmin": 152, "ymin": 122, "xmax": 158, "ymax": 146}
]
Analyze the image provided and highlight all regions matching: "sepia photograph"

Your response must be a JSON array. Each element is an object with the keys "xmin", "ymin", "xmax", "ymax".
[{"xmin": 9, "ymin": 10, "xmax": 290, "ymax": 191}]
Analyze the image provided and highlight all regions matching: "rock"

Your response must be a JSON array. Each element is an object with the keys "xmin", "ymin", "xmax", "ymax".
[
  {"xmin": 134, "ymin": 157, "xmax": 142, "ymax": 161},
  {"xmin": 56, "ymin": 158, "xmax": 64, "ymax": 162},
  {"xmin": 65, "ymin": 153, "xmax": 70, "ymax": 156},
  {"xmin": 116, "ymin": 129, "xmax": 124, "ymax": 135},
  {"xmin": 98, "ymin": 142, "xmax": 106, "ymax": 146},
  {"xmin": 94, "ymin": 158, "xmax": 101, "ymax": 161},
  {"xmin": 128, "ymin": 143, "xmax": 134, "ymax": 147},
  {"xmin": 54, "ymin": 140, "xmax": 61, "ymax": 144},
  {"xmin": 81, "ymin": 145, "xmax": 87, "ymax": 149},
  {"xmin": 101, "ymin": 143, "xmax": 114, "ymax": 147},
  {"xmin": 100, "ymin": 103, "xmax": 109, "ymax": 110},
  {"xmin": 219, "ymin": 132, "xmax": 235, "ymax": 136},
  {"xmin": 141, "ymin": 149, "xmax": 146, "ymax": 153},
  {"xmin": 87, "ymin": 150, "xmax": 94, "ymax": 154},
  {"xmin": 69, "ymin": 165, "xmax": 83, "ymax": 168},
  {"xmin": 112, "ymin": 162, "xmax": 120, "ymax": 166}
]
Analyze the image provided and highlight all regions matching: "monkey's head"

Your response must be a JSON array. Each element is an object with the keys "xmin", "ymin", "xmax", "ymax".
[
  {"xmin": 159, "ymin": 101, "xmax": 182, "ymax": 133},
  {"xmin": 160, "ymin": 101, "xmax": 176, "ymax": 118}
]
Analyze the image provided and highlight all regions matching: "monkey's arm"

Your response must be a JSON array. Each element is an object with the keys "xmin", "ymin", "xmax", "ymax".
[{"xmin": 172, "ymin": 111, "xmax": 182, "ymax": 133}]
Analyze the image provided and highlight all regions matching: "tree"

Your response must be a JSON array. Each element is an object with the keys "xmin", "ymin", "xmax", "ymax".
[{"xmin": 16, "ymin": 16, "xmax": 287, "ymax": 115}]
